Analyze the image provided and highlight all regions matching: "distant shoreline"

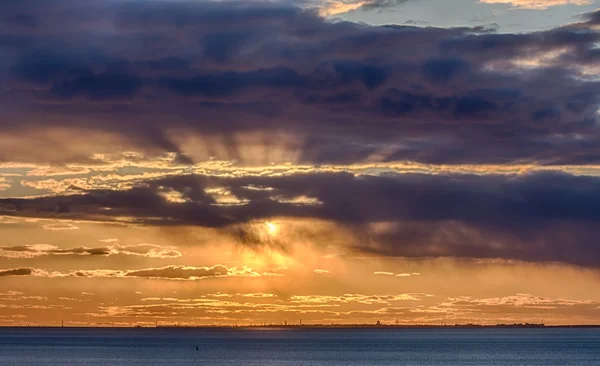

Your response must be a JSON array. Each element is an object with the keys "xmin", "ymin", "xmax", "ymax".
[{"xmin": 3, "ymin": 324, "xmax": 600, "ymax": 329}]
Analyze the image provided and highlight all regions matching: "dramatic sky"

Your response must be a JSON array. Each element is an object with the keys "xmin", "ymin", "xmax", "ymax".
[{"xmin": 1, "ymin": 0, "xmax": 600, "ymax": 326}]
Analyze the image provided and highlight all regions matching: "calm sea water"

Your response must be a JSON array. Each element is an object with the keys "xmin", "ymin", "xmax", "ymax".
[{"xmin": 0, "ymin": 328, "xmax": 599, "ymax": 365}]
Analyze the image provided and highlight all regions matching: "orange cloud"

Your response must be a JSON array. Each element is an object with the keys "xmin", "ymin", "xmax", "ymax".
[
  {"xmin": 0, "ymin": 265, "xmax": 282, "ymax": 280},
  {"xmin": 0, "ymin": 244, "xmax": 181, "ymax": 259},
  {"xmin": 319, "ymin": 1, "xmax": 365, "ymax": 16},
  {"xmin": 479, "ymin": 0, "xmax": 592, "ymax": 9}
]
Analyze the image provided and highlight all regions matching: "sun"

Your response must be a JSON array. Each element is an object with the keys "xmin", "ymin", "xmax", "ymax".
[{"xmin": 266, "ymin": 221, "xmax": 279, "ymax": 236}]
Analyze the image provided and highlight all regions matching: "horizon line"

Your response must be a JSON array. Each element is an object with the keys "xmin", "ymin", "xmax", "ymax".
[{"xmin": 3, "ymin": 324, "xmax": 600, "ymax": 329}]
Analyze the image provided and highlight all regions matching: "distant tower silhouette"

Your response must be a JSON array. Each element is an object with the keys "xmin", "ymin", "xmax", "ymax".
[{"xmin": 61, "ymin": 320, "xmax": 64, "ymax": 328}]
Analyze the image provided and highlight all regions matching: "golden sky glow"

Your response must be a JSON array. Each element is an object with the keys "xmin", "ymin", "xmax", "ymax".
[
  {"xmin": 1, "ymin": 0, "xmax": 600, "ymax": 327},
  {"xmin": 0, "ymin": 215, "xmax": 599, "ymax": 326},
  {"xmin": 266, "ymin": 222, "xmax": 279, "ymax": 236}
]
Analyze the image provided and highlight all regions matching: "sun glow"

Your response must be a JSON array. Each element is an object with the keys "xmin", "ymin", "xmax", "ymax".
[{"xmin": 266, "ymin": 221, "xmax": 279, "ymax": 236}]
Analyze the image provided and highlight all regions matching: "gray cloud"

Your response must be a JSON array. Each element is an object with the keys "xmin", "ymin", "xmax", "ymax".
[
  {"xmin": 360, "ymin": 0, "xmax": 416, "ymax": 11},
  {"xmin": 0, "ymin": 265, "xmax": 270, "ymax": 280},
  {"xmin": 0, "ymin": 1, "xmax": 599, "ymax": 165},
  {"xmin": 1, "ymin": 1, "xmax": 600, "ymax": 269},
  {"xmin": 0, "ymin": 268, "xmax": 33, "ymax": 277},
  {"xmin": 2, "ymin": 171, "xmax": 600, "ymax": 266},
  {"xmin": 0, "ymin": 243, "xmax": 181, "ymax": 259}
]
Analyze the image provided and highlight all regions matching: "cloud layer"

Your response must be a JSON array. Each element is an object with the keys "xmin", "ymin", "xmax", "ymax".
[
  {"xmin": 0, "ymin": 265, "xmax": 274, "ymax": 280},
  {"xmin": 479, "ymin": 0, "xmax": 592, "ymax": 9},
  {"xmin": 0, "ymin": 243, "xmax": 181, "ymax": 259},
  {"xmin": 1, "ymin": 1, "xmax": 600, "ymax": 166},
  {"xmin": 0, "ymin": 1, "xmax": 599, "ymax": 284},
  {"xmin": 2, "ymin": 0, "xmax": 600, "ymax": 328},
  {"xmin": 2, "ymin": 171, "xmax": 600, "ymax": 267}
]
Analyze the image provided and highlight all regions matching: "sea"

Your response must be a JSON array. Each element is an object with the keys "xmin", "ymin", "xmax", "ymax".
[{"xmin": 0, "ymin": 327, "xmax": 599, "ymax": 365}]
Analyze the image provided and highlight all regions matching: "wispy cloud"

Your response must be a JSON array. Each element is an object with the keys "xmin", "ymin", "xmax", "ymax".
[
  {"xmin": 0, "ymin": 244, "xmax": 181, "ymax": 259},
  {"xmin": 42, "ymin": 223, "xmax": 79, "ymax": 231},
  {"xmin": 319, "ymin": 0, "xmax": 414, "ymax": 15},
  {"xmin": 479, "ymin": 0, "xmax": 592, "ymax": 9},
  {"xmin": 0, "ymin": 265, "xmax": 282, "ymax": 280},
  {"xmin": 0, "ymin": 178, "xmax": 10, "ymax": 191},
  {"xmin": 395, "ymin": 272, "xmax": 420, "ymax": 277},
  {"xmin": 5, "ymin": 172, "xmax": 600, "ymax": 267}
]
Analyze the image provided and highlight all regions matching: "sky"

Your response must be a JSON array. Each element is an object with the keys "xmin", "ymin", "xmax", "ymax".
[
  {"xmin": 1, "ymin": 0, "xmax": 600, "ymax": 327},
  {"xmin": 332, "ymin": 0, "xmax": 600, "ymax": 32}
]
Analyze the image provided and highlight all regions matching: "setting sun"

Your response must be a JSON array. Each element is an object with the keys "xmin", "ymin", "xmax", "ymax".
[{"xmin": 266, "ymin": 221, "xmax": 279, "ymax": 236}]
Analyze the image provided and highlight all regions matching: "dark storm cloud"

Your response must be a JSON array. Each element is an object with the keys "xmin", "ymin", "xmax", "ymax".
[
  {"xmin": 160, "ymin": 67, "xmax": 305, "ymax": 97},
  {"xmin": 2, "ymin": 171, "xmax": 600, "ymax": 267},
  {"xmin": 580, "ymin": 8, "xmax": 600, "ymax": 25},
  {"xmin": 1, "ymin": 1, "xmax": 600, "ymax": 164},
  {"xmin": 422, "ymin": 58, "xmax": 468, "ymax": 83},
  {"xmin": 3, "ymin": 171, "xmax": 600, "ymax": 225}
]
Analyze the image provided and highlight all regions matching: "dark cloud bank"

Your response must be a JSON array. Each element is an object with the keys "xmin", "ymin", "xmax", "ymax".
[
  {"xmin": 2, "ymin": 171, "xmax": 600, "ymax": 267},
  {"xmin": 2, "ymin": 1, "xmax": 600, "ymax": 268},
  {"xmin": 1, "ymin": 0, "xmax": 600, "ymax": 164}
]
